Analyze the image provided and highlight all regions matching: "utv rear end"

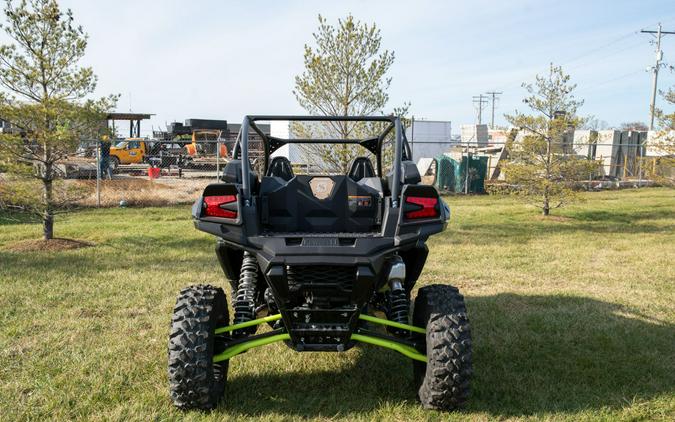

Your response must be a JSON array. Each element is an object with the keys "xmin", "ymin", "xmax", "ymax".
[{"xmin": 168, "ymin": 115, "xmax": 472, "ymax": 411}]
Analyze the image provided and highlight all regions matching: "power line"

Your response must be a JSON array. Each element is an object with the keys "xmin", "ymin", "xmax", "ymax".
[
  {"xmin": 472, "ymin": 95, "xmax": 489, "ymax": 125},
  {"xmin": 641, "ymin": 23, "xmax": 675, "ymax": 129},
  {"xmin": 494, "ymin": 31, "xmax": 642, "ymax": 93},
  {"xmin": 485, "ymin": 91, "xmax": 503, "ymax": 129},
  {"xmin": 566, "ymin": 39, "xmax": 645, "ymax": 71},
  {"xmin": 582, "ymin": 69, "xmax": 645, "ymax": 94},
  {"xmin": 559, "ymin": 31, "xmax": 637, "ymax": 67}
]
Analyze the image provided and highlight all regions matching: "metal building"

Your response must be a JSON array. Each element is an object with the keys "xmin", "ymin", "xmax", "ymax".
[{"xmin": 407, "ymin": 119, "xmax": 453, "ymax": 162}]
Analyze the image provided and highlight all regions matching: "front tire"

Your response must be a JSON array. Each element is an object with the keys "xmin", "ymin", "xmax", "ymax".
[
  {"xmin": 412, "ymin": 284, "xmax": 472, "ymax": 411},
  {"xmin": 168, "ymin": 284, "xmax": 229, "ymax": 410}
]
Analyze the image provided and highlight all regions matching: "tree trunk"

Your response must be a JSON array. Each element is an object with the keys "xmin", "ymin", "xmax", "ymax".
[
  {"xmin": 543, "ymin": 167, "xmax": 551, "ymax": 216},
  {"xmin": 542, "ymin": 194, "xmax": 550, "ymax": 216},
  {"xmin": 42, "ymin": 172, "xmax": 54, "ymax": 240},
  {"xmin": 43, "ymin": 211, "xmax": 54, "ymax": 240}
]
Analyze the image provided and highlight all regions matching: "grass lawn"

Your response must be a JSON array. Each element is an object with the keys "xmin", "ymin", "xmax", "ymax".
[{"xmin": 0, "ymin": 188, "xmax": 673, "ymax": 421}]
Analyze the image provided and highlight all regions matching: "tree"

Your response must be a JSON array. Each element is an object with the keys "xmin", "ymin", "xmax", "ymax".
[
  {"xmin": 582, "ymin": 116, "xmax": 609, "ymax": 131},
  {"xmin": 293, "ymin": 14, "xmax": 406, "ymax": 173},
  {"xmin": 656, "ymin": 87, "xmax": 675, "ymax": 147},
  {"xmin": 648, "ymin": 86, "xmax": 675, "ymax": 185},
  {"xmin": 0, "ymin": 0, "xmax": 116, "ymax": 239},
  {"xmin": 619, "ymin": 121, "xmax": 649, "ymax": 131},
  {"xmin": 504, "ymin": 64, "xmax": 599, "ymax": 216}
]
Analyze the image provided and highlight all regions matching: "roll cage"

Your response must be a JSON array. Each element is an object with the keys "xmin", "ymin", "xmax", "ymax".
[{"xmin": 232, "ymin": 115, "xmax": 412, "ymax": 206}]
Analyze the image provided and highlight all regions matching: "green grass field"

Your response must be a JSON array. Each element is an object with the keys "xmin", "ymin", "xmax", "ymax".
[{"xmin": 1, "ymin": 188, "xmax": 674, "ymax": 421}]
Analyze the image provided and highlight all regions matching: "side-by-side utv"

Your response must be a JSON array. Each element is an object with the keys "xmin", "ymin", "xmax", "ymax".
[{"xmin": 168, "ymin": 115, "xmax": 472, "ymax": 411}]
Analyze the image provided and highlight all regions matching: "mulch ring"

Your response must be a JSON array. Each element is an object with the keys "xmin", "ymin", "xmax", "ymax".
[{"xmin": 3, "ymin": 238, "xmax": 95, "ymax": 252}]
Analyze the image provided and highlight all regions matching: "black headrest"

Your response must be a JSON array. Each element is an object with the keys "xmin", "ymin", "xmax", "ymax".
[
  {"xmin": 267, "ymin": 156, "xmax": 294, "ymax": 181},
  {"xmin": 220, "ymin": 159, "xmax": 259, "ymax": 193},
  {"xmin": 348, "ymin": 157, "xmax": 376, "ymax": 181},
  {"xmin": 386, "ymin": 160, "xmax": 421, "ymax": 189}
]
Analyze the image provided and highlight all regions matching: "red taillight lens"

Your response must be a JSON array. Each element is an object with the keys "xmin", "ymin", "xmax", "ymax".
[
  {"xmin": 203, "ymin": 195, "xmax": 237, "ymax": 218},
  {"xmin": 405, "ymin": 196, "xmax": 439, "ymax": 219}
]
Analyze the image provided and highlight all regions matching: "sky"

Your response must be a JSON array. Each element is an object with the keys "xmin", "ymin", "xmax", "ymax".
[{"xmin": 22, "ymin": 0, "xmax": 675, "ymax": 135}]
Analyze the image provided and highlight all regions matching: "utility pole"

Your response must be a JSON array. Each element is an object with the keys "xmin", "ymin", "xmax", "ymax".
[
  {"xmin": 485, "ymin": 91, "xmax": 503, "ymax": 129},
  {"xmin": 472, "ymin": 94, "xmax": 489, "ymax": 125},
  {"xmin": 641, "ymin": 23, "xmax": 675, "ymax": 130}
]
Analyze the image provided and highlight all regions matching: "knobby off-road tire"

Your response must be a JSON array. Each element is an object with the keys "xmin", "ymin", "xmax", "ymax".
[
  {"xmin": 168, "ymin": 284, "xmax": 229, "ymax": 410},
  {"xmin": 412, "ymin": 284, "xmax": 472, "ymax": 411}
]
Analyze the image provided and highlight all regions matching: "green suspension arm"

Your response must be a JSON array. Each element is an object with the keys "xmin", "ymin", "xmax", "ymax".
[
  {"xmin": 214, "ymin": 314, "xmax": 282, "ymax": 335},
  {"xmin": 213, "ymin": 333, "xmax": 290, "ymax": 363},
  {"xmin": 350, "ymin": 333, "xmax": 426, "ymax": 362},
  {"xmin": 212, "ymin": 313, "xmax": 427, "ymax": 363},
  {"xmin": 357, "ymin": 314, "xmax": 426, "ymax": 334}
]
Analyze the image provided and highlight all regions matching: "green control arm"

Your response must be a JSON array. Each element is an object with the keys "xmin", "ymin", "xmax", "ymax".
[{"xmin": 212, "ymin": 313, "xmax": 427, "ymax": 363}]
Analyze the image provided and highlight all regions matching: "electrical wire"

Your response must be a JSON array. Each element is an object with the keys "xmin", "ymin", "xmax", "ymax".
[
  {"xmin": 581, "ymin": 69, "xmax": 646, "ymax": 94},
  {"xmin": 494, "ymin": 31, "xmax": 642, "ymax": 92}
]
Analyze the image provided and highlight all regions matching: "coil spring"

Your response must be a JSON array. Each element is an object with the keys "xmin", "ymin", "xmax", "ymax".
[
  {"xmin": 387, "ymin": 286, "xmax": 410, "ymax": 336},
  {"xmin": 232, "ymin": 251, "xmax": 257, "ymax": 336}
]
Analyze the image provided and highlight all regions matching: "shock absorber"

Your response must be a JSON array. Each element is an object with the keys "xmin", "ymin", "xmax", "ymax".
[
  {"xmin": 232, "ymin": 251, "xmax": 258, "ymax": 337},
  {"xmin": 386, "ymin": 256, "xmax": 410, "ymax": 337}
]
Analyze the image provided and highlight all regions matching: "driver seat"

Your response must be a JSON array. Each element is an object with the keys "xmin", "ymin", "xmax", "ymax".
[
  {"xmin": 267, "ymin": 156, "xmax": 294, "ymax": 181},
  {"xmin": 348, "ymin": 157, "xmax": 375, "ymax": 181}
]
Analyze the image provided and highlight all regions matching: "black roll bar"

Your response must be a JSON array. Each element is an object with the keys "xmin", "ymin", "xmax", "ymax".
[
  {"xmin": 392, "ymin": 117, "xmax": 402, "ymax": 207},
  {"xmin": 236, "ymin": 115, "xmax": 405, "ymax": 208},
  {"xmin": 241, "ymin": 116, "xmax": 250, "ymax": 203}
]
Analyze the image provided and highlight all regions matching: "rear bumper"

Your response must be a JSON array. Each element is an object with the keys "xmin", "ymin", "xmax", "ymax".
[{"xmin": 249, "ymin": 234, "xmax": 395, "ymax": 272}]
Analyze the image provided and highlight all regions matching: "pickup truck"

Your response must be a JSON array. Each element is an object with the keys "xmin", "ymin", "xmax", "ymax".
[
  {"xmin": 109, "ymin": 138, "xmax": 190, "ymax": 169},
  {"xmin": 109, "ymin": 138, "xmax": 148, "ymax": 168}
]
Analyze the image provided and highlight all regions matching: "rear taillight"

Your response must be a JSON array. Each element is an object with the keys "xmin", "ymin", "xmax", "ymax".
[
  {"xmin": 203, "ymin": 195, "xmax": 237, "ymax": 218},
  {"xmin": 405, "ymin": 196, "xmax": 439, "ymax": 219}
]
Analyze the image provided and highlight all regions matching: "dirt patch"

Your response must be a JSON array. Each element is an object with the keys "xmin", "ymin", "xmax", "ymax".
[
  {"xmin": 4, "ymin": 238, "xmax": 95, "ymax": 252},
  {"xmin": 73, "ymin": 177, "xmax": 208, "ymax": 207}
]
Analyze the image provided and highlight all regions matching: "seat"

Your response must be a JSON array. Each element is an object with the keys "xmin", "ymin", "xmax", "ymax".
[
  {"xmin": 220, "ymin": 159, "xmax": 259, "ymax": 193},
  {"xmin": 385, "ymin": 160, "xmax": 422, "ymax": 194},
  {"xmin": 348, "ymin": 157, "xmax": 375, "ymax": 181},
  {"xmin": 267, "ymin": 156, "xmax": 294, "ymax": 181},
  {"xmin": 260, "ymin": 175, "xmax": 380, "ymax": 233}
]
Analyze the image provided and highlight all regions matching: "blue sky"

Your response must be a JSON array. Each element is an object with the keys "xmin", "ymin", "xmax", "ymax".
[{"xmin": 47, "ymin": 0, "xmax": 675, "ymax": 134}]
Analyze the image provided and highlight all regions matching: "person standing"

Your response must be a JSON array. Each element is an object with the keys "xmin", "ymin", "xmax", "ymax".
[{"xmin": 99, "ymin": 136, "xmax": 112, "ymax": 179}]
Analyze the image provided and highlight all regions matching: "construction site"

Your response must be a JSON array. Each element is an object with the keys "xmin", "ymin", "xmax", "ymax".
[
  {"xmin": 416, "ymin": 124, "xmax": 670, "ymax": 194},
  {"xmin": 36, "ymin": 111, "xmax": 671, "ymax": 207},
  {"xmin": 30, "ymin": 113, "xmax": 269, "ymax": 206}
]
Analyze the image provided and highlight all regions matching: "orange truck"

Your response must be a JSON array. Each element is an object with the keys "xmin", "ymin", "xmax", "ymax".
[
  {"xmin": 109, "ymin": 132, "xmax": 228, "ymax": 171},
  {"xmin": 109, "ymin": 138, "xmax": 189, "ymax": 169},
  {"xmin": 109, "ymin": 138, "xmax": 148, "ymax": 168}
]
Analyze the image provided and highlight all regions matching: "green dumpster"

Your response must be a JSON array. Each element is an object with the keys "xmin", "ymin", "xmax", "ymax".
[{"xmin": 433, "ymin": 154, "xmax": 487, "ymax": 193}]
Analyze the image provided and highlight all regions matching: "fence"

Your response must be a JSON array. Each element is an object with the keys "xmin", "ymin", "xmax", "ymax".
[
  {"xmin": 418, "ymin": 139, "xmax": 669, "ymax": 194},
  {"xmin": 0, "ymin": 137, "xmax": 671, "ymax": 215}
]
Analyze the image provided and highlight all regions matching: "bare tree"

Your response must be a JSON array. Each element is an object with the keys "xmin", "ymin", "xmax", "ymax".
[{"xmin": 619, "ymin": 121, "xmax": 649, "ymax": 131}]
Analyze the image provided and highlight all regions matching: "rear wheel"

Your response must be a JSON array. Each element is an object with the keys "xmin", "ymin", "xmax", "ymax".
[
  {"xmin": 412, "ymin": 284, "xmax": 472, "ymax": 411},
  {"xmin": 168, "ymin": 284, "xmax": 228, "ymax": 410}
]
